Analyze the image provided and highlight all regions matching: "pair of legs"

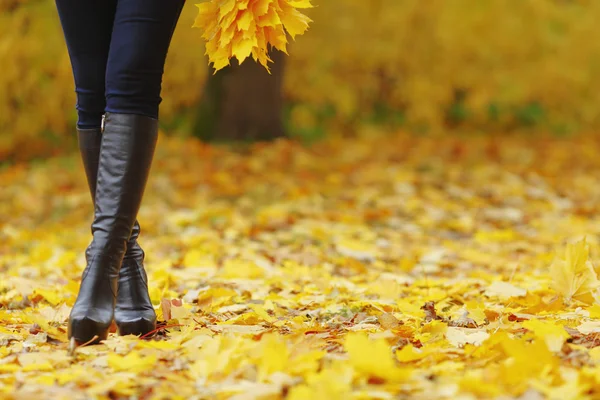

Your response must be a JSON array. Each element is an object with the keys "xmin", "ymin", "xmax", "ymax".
[
  {"xmin": 55, "ymin": 0, "xmax": 184, "ymax": 343},
  {"xmin": 56, "ymin": 0, "xmax": 185, "ymax": 127}
]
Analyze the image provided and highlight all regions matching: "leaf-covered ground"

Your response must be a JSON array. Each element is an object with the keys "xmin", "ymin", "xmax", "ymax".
[{"xmin": 3, "ymin": 133, "xmax": 600, "ymax": 399}]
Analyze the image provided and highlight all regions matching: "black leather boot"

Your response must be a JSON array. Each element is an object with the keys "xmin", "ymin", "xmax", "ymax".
[
  {"xmin": 77, "ymin": 125, "xmax": 157, "ymax": 337},
  {"xmin": 115, "ymin": 227, "xmax": 157, "ymax": 336},
  {"xmin": 68, "ymin": 113, "xmax": 158, "ymax": 344}
]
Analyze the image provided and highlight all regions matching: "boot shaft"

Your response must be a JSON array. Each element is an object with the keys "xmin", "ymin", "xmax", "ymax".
[
  {"xmin": 77, "ymin": 123, "xmax": 146, "ymax": 251},
  {"xmin": 91, "ymin": 112, "xmax": 158, "ymax": 251},
  {"xmin": 77, "ymin": 127, "xmax": 102, "ymax": 202}
]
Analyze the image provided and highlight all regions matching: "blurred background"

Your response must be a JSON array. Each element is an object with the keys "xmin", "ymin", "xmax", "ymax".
[{"xmin": 2, "ymin": 0, "xmax": 600, "ymax": 162}]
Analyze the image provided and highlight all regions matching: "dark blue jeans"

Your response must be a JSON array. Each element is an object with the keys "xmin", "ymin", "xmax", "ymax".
[{"xmin": 55, "ymin": 0, "xmax": 185, "ymax": 129}]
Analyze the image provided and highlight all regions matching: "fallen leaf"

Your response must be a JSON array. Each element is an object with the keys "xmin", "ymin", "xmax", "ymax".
[
  {"xmin": 345, "ymin": 333, "xmax": 410, "ymax": 382},
  {"xmin": 445, "ymin": 327, "xmax": 490, "ymax": 347},
  {"xmin": 108, "ymin": 352, "xmax": 158, "ymax": 374},
  {"xmin": 522, "ymin": 319, "xmax": 570, "ymax": 352},
  {"xmin": 550, "ymin": 239, "xmax": 599, "ymax": 304},
  {"xmin": 378, "ymin": 313, "xmax": 403, "ymax": 330},
  {"xmin": 485, "ymin": 281, "xmax": 527, "ymax": 298}
]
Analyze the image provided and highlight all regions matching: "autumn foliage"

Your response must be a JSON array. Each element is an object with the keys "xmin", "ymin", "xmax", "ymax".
[
  {"xmin": 4, "ymin": 133, "xmax": 600, "ymax": 397},
  {"xmin": 3, "ymin": 1, "xmax": 600, "ymax": 161},
  {"xmin": 4, "ymin": 2, "xmax": 600, "ymax": 398}
]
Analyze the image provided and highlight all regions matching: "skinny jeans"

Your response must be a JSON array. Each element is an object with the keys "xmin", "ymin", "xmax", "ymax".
[{"xmin": 55, "ymin": 0, "xmax": 185, "ymax": 129}]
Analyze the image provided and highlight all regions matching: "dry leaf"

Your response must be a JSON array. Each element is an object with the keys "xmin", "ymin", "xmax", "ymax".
[
  {"xmin": 485, "ymin": 281, "xmax": 527, "ymax": 298},
  {"xmin": 344, "ymin": 333, "xmax": 410, "ymax": 382},
  {"xmin": 550, "ymin": 239, "xmax": 599, "ymax": 304},
  {"xmin": 445, "ymin": 327, "xmax": 490, "ymax": 347},
  {"xmin": 378, "ymin": 313, "xmax": 402, "ymax": 330}
]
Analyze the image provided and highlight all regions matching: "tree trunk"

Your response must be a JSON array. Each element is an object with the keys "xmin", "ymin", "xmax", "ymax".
[{"xmin": 194, "ymin": 50, "xmax": 286, "ymax": 141}]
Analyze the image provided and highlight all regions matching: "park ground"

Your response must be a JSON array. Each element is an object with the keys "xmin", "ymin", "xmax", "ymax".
[{"xmin": 2, "ymin": 132, "xmax": 600, "ymax": 399}]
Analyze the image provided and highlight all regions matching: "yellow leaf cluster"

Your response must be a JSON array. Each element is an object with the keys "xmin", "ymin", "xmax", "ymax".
[
  {"xmin": 550, "ymin": 239, "xmax": 600, "ymax": 304},
  {"xmin": 193, "ymin": 0, "xmax": 313, "ymax": 72}
]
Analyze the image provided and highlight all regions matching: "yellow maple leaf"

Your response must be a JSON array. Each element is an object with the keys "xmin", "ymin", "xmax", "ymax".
[
  {"xmin": 256, "ymin": 334, "xmax": 290, "ymax": 381},
  {"xmin": 344, "ymin": 333, "xmax": 410, "ymax": 382},
  {"xmin": 459, "ymin": 370, "xmax": 502, "ymax": 398},
  {"xmin": 287, "ymin": 361, "xmax": 353, "ymax": 400},
  {"xmin": 108, "ymin": 352, "xmax": 157, "ymax": 374},
  {"xmin": 248, "ymin": 303, "xmax": 276, "ymax": 323},
  {"xmin": 395, "ymin": 345, "xmax": 431, "ymax": 363},
  {"xmin": 18, "ymin": 353, "xmax": 54, "ymax": 372},
  {"xmin": 587, "ymin": 303, "xmax": 600, "ymax": 318},
  {"xmin": 499, "ymin": 336, "xmax": 559, "ymax": 388},
  {"xmin": 288, "ymin": 350, "xmax": 326, "ymax": 376},
  {"xmin": 531, "ymin": 372, "xmax": 588, "ymax": 400},
  {"xmin": 32, "ymin": 288, "xmax": 64, "ymax": 306},
  {"xmin": 193, "ymin": 0, "xmax": 313, "ymax": 72},
  {"xmin": 522, "ymin": 318, "xmax": 569, "ymax": 352},
  {"xmin": 28, "ymin": 314, "xmax": 67, "ymax": 342},
  {"xmin": 550, "ymin": 239, "xmax": 600, "ymax": 304}
]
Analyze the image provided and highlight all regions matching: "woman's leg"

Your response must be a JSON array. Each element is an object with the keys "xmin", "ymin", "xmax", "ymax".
[
  {"xmin": 55, "ymin": 0, "xmax": 116, "ymax": 129},
  {"xmin": 56, "ymin": 0, "xmax": 110, "ymax": 212},
  {"xmin": 56, "ymin": 0, "xmax": 151, "ymax": 335},
  {"xmin": 55, "ymin": 0, "xmax": 119, "ymax": 344},
  {"xmin": 105, "ymin": 0, "xmax": 185, "ymax": 119},
  {"xmin": 68, "ymin": 0, "xmax": 185, "ymax": 343},
  {"xmin": 106, "ymin": 0, "xmax": 185, "ymax": 337}
]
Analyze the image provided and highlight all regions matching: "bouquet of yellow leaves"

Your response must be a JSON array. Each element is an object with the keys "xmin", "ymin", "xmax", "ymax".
[{"xmin": 193, "ymin": 0, "xmax": 313, "ymax": 73}]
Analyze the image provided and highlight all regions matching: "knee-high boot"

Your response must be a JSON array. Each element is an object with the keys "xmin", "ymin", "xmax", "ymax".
[
  {"xmin": 77, "ymin": 125, "xmax": 157, "ymax": 337},
  {"xmin": 69, "ymin": 113, "xmax": 158, "ymax": 343}
]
